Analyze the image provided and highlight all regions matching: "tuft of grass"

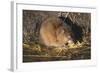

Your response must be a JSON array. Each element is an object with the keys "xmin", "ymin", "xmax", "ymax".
[{"xmin": 23, "ymin": 44, "xmax": 30, "ymax": 49}]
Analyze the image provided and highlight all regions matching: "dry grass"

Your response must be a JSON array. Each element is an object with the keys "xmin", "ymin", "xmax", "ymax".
[{"xmin": 23, "ymin": 40, "xmax": 91, "ymax": 62}]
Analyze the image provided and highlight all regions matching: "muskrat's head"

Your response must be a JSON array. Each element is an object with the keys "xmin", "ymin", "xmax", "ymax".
[{"xmin": 56, "ymin": 25, "xmax": 74, "ymax": 46}]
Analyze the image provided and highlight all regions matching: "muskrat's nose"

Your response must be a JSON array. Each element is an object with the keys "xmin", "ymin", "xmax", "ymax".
[
  {"xmin": 67, "ymin": 36, "xmax": 74, "ymax": 44},
  {"xmin": 68, "ymin": 40, "xmax": 73, "ymax": 43}
]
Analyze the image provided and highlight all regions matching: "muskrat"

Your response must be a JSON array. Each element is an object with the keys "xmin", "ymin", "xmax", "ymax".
[{"xmin": 40, "ymin": 16, "xmax": 74, "ymax": 47}]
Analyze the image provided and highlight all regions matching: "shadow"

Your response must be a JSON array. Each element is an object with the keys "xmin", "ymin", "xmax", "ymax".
[
  {"xmin": 59, "ymin": 17, "xmax": 83, "ymax": 43},
  {"xmin": 8, "ymin": 68, "xmax": 13, "ymax": 72}
]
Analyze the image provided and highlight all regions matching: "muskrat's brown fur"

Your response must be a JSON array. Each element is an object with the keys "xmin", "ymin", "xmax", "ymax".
[{"xmin": 40, "ymin": 16, "xmax": 74, "ymax": 47}]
